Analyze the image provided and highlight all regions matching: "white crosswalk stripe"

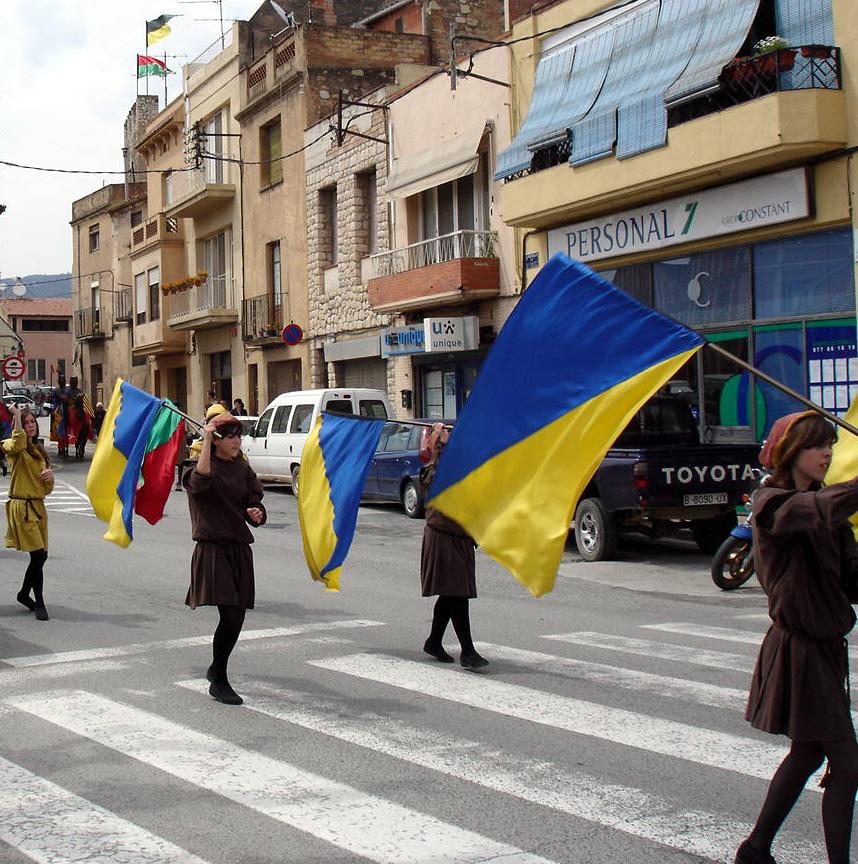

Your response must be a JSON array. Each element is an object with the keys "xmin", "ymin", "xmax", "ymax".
[
  {"xmin": 9, "ymin": 690, "xmax": 559, "ymax": 864},
  {"xmin": 310, "ymin": 653, "xmax": 787, "ymax": 781},
  {"xmin": 0, "ymin": 614, "xmax": 834, "ymax": 863},
  {"xmin": 0, "ymin": 755, "xmax": 208, "ymax": 864},
  {"xmin": 0, "ymin": 478, "xmax": 95, "ymax": 516}
]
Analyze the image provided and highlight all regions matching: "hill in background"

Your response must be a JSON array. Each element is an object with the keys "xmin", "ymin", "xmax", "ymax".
[{"xmin": 0, "ymin": 273, "xmax": 71, "ymax": 298}]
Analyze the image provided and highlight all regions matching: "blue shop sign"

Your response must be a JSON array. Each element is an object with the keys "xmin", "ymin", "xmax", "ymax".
[{"xmin": 381, "ymin": 324, "xmax": 425, "ymax": 357}]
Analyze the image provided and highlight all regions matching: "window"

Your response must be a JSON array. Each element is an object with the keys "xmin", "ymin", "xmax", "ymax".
[
  {"xmin": 131, "ymin": 210, "xmax": 143, "ymax": 227},
  {"xmin": 394, "ymin": 15, "xmax": 404, "ymax": 32},
  {"xmin": 256, "ymin": 407, "xmax": 275, "ymax": 438},
  {"xmin": 290, "ymin": 404, "xmax": 314, "ymax": 433},
  {"xmin": 319, "ymin": 187, "xmax": 337, "ymax": 267},
  {"xmin": 203, "ymin": 231, "xmax": 228, "ymax": 304},
  {"xmin": 148, "ymin": 266, "xmax": 160, "ymax": 322},
  {"xmin": 203, "ymin": 110, "xmax": 226, "ymax": 184},
  {"xmin": 135, "ymin": 272, "xmax": 147, "ymax": 325},
  {"xmin": 383, "ymin": 423, "xmax": 411, "ymax": 451},
  {"xmin": 417, "ymin": 153, "xmax": 489, "ymax": 243},
  {"xmin": 27, "ymin": 359, "xmax": 36, "ymax": 379},
  {"xmin": 360, "ymin": 400, "xmax": 387, "ymax": 418},
  {"xmin": 88, "ymin": 224, "xmax": 100, "ymax": 252},
  {"xmin": 27, "ymin": 359, "xmax": 47, "ymax": 380},
  {"xmin": 325, "ymin": 399, "xmax": 354, "ymax": 414},
  {"xmin": 57, "ymin": 358, "xmax": 66, "ymax": 378},
  {"xmin": 92, "ymin": 280, "xmax": 101, "ymax": 329},
  {"xmin": 271, "ymin": 405, "xmax": 292, "ymax": 432},
  {"xmin": 358, "ymin": 171, "xmax": 378, "ymax": 256},
  {"xmin": 163, "ymin": 171, "xmax": 174, "ymax": 205},
  {"xmin": 269, "ymin": 239, "xmax": 281, "ymax": 296},
  {"xmin": 21, "ymin": 319, "xmax": 69, "ymax": 332},
  {"xmin": 37, "ymin": 359, "xmax": 46, "ymax": 381},
  {"xmin": 261, "ymin": 119, "xmax": 283, "ymax": 187}
]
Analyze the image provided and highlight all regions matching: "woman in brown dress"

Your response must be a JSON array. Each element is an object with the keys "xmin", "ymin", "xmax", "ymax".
[
  {"xmin": 737, "ymin": 411, "xmax": 858, "ymax": 864},
  {"xmin": 183, "ymin": 411, "xmax": 266, "ymax": 705},
  {"xmin": 420, "ymin": 423, "xmax": 488, "ymax": 669}
]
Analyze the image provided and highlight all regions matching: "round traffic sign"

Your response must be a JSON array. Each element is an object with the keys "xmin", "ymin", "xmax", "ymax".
[
  {"xmin": 282, "ymin": 323, "xmax": 304, "ymax": 346},
  {"xmin": 2, "ymin": 355, "xmax": 25, "ymax": 380}
]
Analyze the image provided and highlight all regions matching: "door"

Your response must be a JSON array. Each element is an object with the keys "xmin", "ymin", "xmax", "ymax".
[
  {"xmin": 244, "ymin": 406, "xmax": 274, "ymax": 475},
  {"xmin": 264, "ymin": 404, "xmax": 294, "ymax": 480},
  {"xmin": 363, "ymin": 423, "xmax": 392, "ymax": 497}
]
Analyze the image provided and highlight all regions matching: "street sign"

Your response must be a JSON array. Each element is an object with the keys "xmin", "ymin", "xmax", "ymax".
[
  {"xmin": 2, "ymin": 355, "xmax": 25, "ymax": 380},
  {"xmin": 282, "ymin": 323, "xmax": 304, "ymax": 346}
]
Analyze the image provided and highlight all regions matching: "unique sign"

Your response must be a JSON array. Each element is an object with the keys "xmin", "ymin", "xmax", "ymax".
[
  {"xmin": 281, "ymin": 323, "xmax": 304, "ymax": 346},
  {"xmin": 2, "ymin": 355, "xmax": 25, "ymax": 380},
  {"xmin": 547, "ymin": 168, "xmax": 810, "ymax": 264},
  {"xmin": 381, "ymin": 324, "xmax": 425, "ymax": 357},
  {"xmin": 424, "ymin": 316, "xmax": 480, "ymax": 353},
  {"xmin": 524, "ymin": 252, "xmax": 540, "ymax": 270}
]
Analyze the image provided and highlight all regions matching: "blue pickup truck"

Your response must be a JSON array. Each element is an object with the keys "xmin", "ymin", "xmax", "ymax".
[{"xmin": 572, "ymin": 396, "xmax": 760, "ymax": 561}]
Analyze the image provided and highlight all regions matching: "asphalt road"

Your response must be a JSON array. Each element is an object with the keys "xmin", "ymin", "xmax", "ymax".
[{"xmin": 0, "ymin": 438, "xmax": 833, "ymax": 864}]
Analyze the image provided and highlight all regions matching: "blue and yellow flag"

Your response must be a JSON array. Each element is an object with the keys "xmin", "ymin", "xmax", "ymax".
[
  {"xmin": 826, "ymin": 395, "xmax": 858, "ymax": 540},
  {"xmin": 428, "ymin": 253, "xmax": 705, "ymax": 597},
  {"xmin": 297, "ymin": 413, "xmax": 385, "ymax": 591},
  {"xmin": 86, "ymin": 378, "xmax": 163, "ymax": 547}
]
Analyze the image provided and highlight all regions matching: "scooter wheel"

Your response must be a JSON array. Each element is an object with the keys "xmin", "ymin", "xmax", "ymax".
[{"xmin": 711, "ymin": 535, "xmax": 754, "ymax": 591}]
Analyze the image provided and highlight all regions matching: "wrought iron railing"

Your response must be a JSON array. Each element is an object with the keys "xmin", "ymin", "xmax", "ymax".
[
  {"xmin": 241, "ymin": 293, "xmax": 288, "ymax": 341},
  {"xmin": 74, "ymin": 306, "xmax": 103, "ymax": 339},
  {"xmin": 114, "ymin": 288, "xmax": 132, "ymax": 322},
  {"xmin": 168, "ymin": 276, "xmax": 235, "ymax": 320},
  {"xmin": 369, "ymin": 230, "xmax": 498, "ymax": 279},
  {"xmin": 510, "ymin": 45, "xmax": 841, "ymax": 182}
]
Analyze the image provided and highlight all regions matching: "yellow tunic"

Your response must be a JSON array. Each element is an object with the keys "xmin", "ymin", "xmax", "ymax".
[{"xmin": 3, "ymin": 430, "xmax": 54, "ymax": 551}]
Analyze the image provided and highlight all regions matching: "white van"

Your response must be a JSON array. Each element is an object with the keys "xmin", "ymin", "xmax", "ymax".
[{"xmin": 243, "ymin": 388, "xmax": 393, "ymax": 488}]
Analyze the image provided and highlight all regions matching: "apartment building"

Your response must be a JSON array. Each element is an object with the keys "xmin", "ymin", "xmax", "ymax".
[
  {"xmin": 0, "ymin": 298, "xmax": 71, "ymax": 388},
  {"xmin": 495, "ymin": 0, "xmax": 855, "ymax": 443}
]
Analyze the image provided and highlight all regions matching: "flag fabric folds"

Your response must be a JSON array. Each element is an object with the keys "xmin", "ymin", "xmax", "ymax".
[
  {"xmin": 137, "ymin": 55, "xmax": 171, "ymax": 78},
  {"xmin": 86, "ymin": 379, "xmax": 184, "ymax": 547},
  {"xmin": 146, "ymin": 14, "xmax": 176, "ymax": 46},
  {"xmin": 825, "ymin": 396, "xmax": 858, "ymax": 540},
  {"xmin": 297, "ymin": 413, "xmax": 385, "ymax": 591},
  {"xmin": 427, "ymin": 253, "xmax": 706, "ymax": 597}
]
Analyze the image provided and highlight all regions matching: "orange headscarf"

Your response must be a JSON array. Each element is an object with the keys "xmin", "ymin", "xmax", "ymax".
[{"xmin": 758, "ymin": 410, "xmax": 818, "ymax": 469}]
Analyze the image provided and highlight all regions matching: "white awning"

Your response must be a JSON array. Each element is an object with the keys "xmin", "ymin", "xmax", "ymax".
[{"xmin": 385, "ymin": 124, "xmax": 486, "ymax": 200}]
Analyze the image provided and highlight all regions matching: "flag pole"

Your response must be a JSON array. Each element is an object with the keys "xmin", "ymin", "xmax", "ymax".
[
  {"xmin": 159, "ymin": 402, "xmax": 223, "ymax": 438},
  {"xmin": 164, "ymin": 52, "xmax": 168, "ymax": 107},
  {"xmin": 705, "ymin": 342, "xmax": 858, "ymax": 438}
]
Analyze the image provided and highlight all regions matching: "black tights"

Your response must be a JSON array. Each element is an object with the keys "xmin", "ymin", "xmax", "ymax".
[
  {"xmin": 20, "ymin": 550, "xmax": 47, "ymax": 605},
  {"xmin": 749, "ymin": 739, "xmax": 858, "ymax": 863},
  {"xmin": 211, "ymin": 605, "xmax": 245, "ymax": 685},
  {"xmin": 427, "ymin": 596, "xmax": 475, "ymax": 654}
]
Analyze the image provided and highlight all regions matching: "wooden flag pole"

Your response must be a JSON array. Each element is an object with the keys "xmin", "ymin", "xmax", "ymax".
[
  {"xmin": 160, "ymin": 402, "xmax": 223, "ymax": 438},
  {"xmin": 705, "ymin": 341, "xmax": 858, "ymax": 438}
]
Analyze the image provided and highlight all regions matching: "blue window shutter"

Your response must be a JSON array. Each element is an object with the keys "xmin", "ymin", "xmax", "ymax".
[{"xmin": 776, "ymin": 0, "xmax": 834, "ymax": 46}]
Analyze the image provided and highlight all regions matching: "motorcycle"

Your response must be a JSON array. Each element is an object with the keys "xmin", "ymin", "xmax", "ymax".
[{"xmin": 710, "ymin": 470, "xmax": 765, "ymax": 591}]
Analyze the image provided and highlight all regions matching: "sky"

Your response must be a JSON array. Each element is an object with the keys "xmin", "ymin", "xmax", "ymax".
[{"xmin": 0, "ymin": 0, "xmax": 260, "ymax": 280}]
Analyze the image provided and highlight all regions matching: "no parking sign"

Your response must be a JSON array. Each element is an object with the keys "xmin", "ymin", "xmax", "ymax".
[{"xmin": 2, "ymin": 355, "xmax": 25, "ymax": 380}]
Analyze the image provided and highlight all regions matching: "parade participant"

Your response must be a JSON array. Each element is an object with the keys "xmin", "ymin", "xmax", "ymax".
[
  {"xmin": 3, "ymin": 406, "xmax": 55, "ymax": 620},
  {"xmin": 182, "ymin": 411, "xmax": 266, "ymax": 705},
  {"xmin": 737, "ymin": 411, "xmax": 858, "ymax": 864},
  {"xmin": 65, "ymin": 379, "xmax": 94, "ymax": 461},
  {"xmin": 50, "ymin": 376, "xmax": 70, "ymax": 458},
  {"xmin": 93, "ymin": 402, "xmax": 107, "ymax": 439},
  {"xmin": 420, "ymin": 423, "xmax": 488, "ymax": 669},
  {"xmin": 232, "ymin": 398, "xmax": 246, "ymax": 416}
]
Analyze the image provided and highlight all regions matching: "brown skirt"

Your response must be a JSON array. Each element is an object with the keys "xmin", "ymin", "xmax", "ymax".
[
  {"xmin": 745, "ymin": 624, "xmax": 855, "ymax": 742},
  {"xmin": 186, "ymin": 541, "xmax": 255, "ymax": 609},
  {"xmin": 420, "ymin": 523, "xmax": 476, "ymax": 598}
]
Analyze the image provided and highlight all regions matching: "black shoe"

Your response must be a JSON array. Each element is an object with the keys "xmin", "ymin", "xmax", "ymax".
[
  {"xmin": 16, "ymin": 591, "xmax": 36, "ymax": 611},
  {"xmin": 460, "ymin": 651, "xmax": 489, "ymax": 669},
  {"xmin": 205, "ymin": 665, "xmax": 215, "ymax": 684},
  {"xmin": 735, "ymin": 839, "xmax": 777, "ymax": 864},
  {"xmin": 423, "ymin": 639, "xmax": 454, "ymax": 663},
  {"xmin": 209, "ymin": 680, "xmax": 243, "ymax": 705},
  {"xmin": 34, "ymin": 604, "xmax": 50, "ymax": 621}
]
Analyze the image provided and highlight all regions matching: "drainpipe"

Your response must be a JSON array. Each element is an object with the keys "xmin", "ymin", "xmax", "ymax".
[{"xmin": 520, "ymin": 228, "xmax": 537, "ymax": 293}]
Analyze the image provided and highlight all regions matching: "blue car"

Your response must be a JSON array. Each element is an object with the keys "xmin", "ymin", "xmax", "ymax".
[{"xmin": 363, "ymin": 419, "xmax": 454, "ymax": 518}]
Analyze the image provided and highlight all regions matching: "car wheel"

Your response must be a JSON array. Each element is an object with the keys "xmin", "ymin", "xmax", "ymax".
[
  {"xmin": 290, "ymin": 465, "xmax": 300, "ymax": 496},
  {"xmin": 573, "ymin": 497, "xmax": 618, "ymax": 562},
  {"xmin": 401, "ymin": 479, "xmax": 425, "ymax": 519}
]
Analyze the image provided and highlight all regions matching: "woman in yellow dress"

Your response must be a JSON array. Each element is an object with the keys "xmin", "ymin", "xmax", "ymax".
[{"xmin": 3, "ymin": 406, "xmax": 54, "ymax": 620}]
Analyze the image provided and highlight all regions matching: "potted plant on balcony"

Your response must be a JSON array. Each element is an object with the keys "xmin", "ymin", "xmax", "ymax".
[
  {"xmin": 800, "ymin": 44, "xmax": 831, "ymax": 59},
  {"xmin": 752, "ymin": 36, "xmax": 795, "ymax": 73},
  {"xmin": 262, "ymin": 322, "xmax": 279, "ymax": 337}
]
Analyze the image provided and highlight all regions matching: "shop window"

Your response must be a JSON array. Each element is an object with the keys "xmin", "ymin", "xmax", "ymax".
[
  {"xmin": 654, "ymin": 247, "xmax": 751, "ymax": 327},
  {"xmin": 701, "ymin": 331, "xmax": 753, "ymax": 438},
  {"xmin": 806, "ymin": 318, "xmax": 858, "ymax": 418},
  {"xmin": 753, "ymin": 228, "xmax": 854, "ymax": 319},
  {"xmin": 599, "ymin": 263, "xmax": 653, "ymax": 306},
  {"xmin": 753, "ymin": 323, "xmax": 806, "ymax": 439}
]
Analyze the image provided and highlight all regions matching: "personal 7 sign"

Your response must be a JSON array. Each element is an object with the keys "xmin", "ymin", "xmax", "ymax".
[{"xmin": 2, "ymin": 355, "xmax": 25, "ymax": 380}]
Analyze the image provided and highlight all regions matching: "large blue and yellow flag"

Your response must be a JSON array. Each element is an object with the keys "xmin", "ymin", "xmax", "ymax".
[
  {"xmin": 86, "ymin": 378, "xmax": 164, "ymax": 547},
  {"xmin": 428, "ymin": 253, "xmax": 706, "ymax": 597},
  {"xmin": 297, "ymin": 413, "xmax": 385, "ymax": 591},
  {"xmin": 826, "ymin": 395, "xmax": 858, "ymax": 540}
]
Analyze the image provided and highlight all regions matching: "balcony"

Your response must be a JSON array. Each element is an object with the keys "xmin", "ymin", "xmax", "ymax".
[
  {"xmin": 74, "ymin": 307, "xmax": 105, "ymax": 340},
  {"xmin": 114, "ymin": 288, "xmax": 133, "ymax": 323},
  {"xmin": 165, "ymin": 163, "xmax": 235, "ymax": 219},
  {"xmin": 130, "ymin": 214, "xmax": 183, "ymax": 255},
  {"xmin": 242, "ymin": 36, "xmax": 300, "ymax": 110},
  {"xmin": 501, "ymin": 46, "xmax": 846, "ymax": 229},
  {"xmin": 167, "ymin": 276, "xmax": 238, "ymax": 330},
  {"xmin": 242, "ymin": 292, "xmax": 288, "ymax": 343},
  {"xmin": 367, "ymin": 230, "xmax": 500, "ymax": 313}
]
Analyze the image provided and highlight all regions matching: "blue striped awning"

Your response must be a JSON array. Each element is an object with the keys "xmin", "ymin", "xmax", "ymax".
[{"xmin": 776, "ymin": 0, "xmax": 834, "ymax": 48}]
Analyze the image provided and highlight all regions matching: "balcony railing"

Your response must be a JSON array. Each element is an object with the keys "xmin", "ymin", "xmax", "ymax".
[
  {"xmin": 130, "ymin": 213, "xmax": 181, "ymax": 253},
  {"xmin": 245, "ymin": 36, "xmax": 298, "ymax": 103},
  {"xmin": 369, "ymin": 230, "xmax": 498, "ymax": 279},
  {"xmin": 114, "ymin": 288, "xmax": 132, "ymax": 323},
  {"xmin": 515, "ymin": 45, "xmax": 841, "ymax": 182},
  {"xmin": 168, "ymin": 276, "xmax": 235, "ymax": 320},
  {"xmin": 74, "ymin": 306, "xmax": 104, "ymax": 339},
  {"xmin": 241, "ymin": 292, "xmax": 288, "ymax": 341}
]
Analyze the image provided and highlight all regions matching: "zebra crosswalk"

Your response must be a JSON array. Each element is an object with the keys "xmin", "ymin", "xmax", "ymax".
[
  {"xmin": 0, "ymin": 611, "xmax": 831, "ymax": 863},
  {"xmin": 0, "ymin": 478, "xmax": 94, "ymax": 516}
]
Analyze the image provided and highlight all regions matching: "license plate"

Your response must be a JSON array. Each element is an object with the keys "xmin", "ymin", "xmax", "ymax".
[{"xmin": 683, "ymin": 493, "xmax": 728, "ymax": 506}]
